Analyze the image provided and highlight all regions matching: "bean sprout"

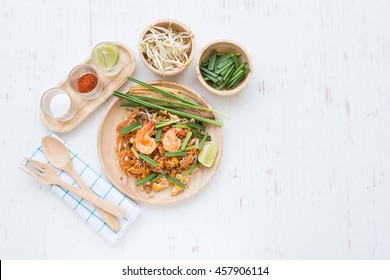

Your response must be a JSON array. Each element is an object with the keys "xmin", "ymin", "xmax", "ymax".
[{"xmin": 140, "ymin": 24, "xmax": 193, "ymax": 74}]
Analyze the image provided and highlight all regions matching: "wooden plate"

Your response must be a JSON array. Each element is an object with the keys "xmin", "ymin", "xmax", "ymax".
[
  {"xmin": 40, "ymin": 43, "xmax": 136, "ymax": 132},
  {"xmin": 97, "ymin": 81, "xmax": 223, "ymax": 204}
]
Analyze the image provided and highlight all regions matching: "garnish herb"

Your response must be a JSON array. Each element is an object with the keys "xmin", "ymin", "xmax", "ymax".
[
  {"xmin": 120, "ymin": 120, "xmax": 142, "ymax": 135},
  {"xmin": 139, "ymin": 153, "xmax": 158, "ymax": 168},
  {"xmin": 166, "ymin": 175, "xmax": 186, "ymax": 189},
  {"xmin": 180, "ymin": 131, "xmax": 192, "ymax": 150},
  {"xmin": 164, "ymin": 151, "xmax": 187, "ymax": 157},
  {"xmin": 135, "ymin": 173, "xmax": 157, "ymax": 187},
  {"xmin": 184, "ymin": 162, "xmax": 200, "ymax": 176},
  {"xmin": 198, "ymin": 132, "xmax": 208, "ymax": 150},
  {"xmin": 200, "ymin": 51, "xmax": 251, "ymax": 90}
]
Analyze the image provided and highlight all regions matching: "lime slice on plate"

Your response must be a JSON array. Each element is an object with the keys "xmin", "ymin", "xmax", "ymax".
[{"xmin": 198, "ymin": 143, "xmax": 218, "ymax": 168}]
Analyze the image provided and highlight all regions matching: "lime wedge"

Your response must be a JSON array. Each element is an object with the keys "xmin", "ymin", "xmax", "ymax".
[
  {"xmin": 92, "ymin": 43, "xmax": 119, "ymax": 69},
  {"xmin": 198, "ymin": 143, "xmax": 218, "ymax": 168}
]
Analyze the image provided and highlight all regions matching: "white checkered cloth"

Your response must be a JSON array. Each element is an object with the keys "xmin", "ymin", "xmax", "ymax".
[{"xmin": 29, "ymin": 134, "xmax": 140, "ymax": 244}]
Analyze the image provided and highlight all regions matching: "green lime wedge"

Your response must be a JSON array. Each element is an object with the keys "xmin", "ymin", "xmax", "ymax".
[
  {"xmin": 198, "ymin": 143, "xmax": 218, "ymax": 168},
  {"xmin": 92, "ymin": 43, "xmax": 119, "ymax": 69}
]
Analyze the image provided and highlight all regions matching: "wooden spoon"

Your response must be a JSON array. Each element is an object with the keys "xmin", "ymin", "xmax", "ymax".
[{"xmin": 41, "ymin": 136, "xmax": 121, "ymax": 232}]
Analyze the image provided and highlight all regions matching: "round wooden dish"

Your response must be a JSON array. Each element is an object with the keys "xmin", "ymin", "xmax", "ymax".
[
  {"xmin": 139, "ymin": 19, "xmax": 195, "ymax": 77},
  {"xmin": 196, "ymin": 40, "xmax": 252, "ymax": 96},
  {"xmin": 98, "ymin": 81, "xmax": 223, "ymax": 204}
]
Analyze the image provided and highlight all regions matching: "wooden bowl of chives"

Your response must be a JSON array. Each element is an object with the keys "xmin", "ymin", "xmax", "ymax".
[
  {"xmin": 138, "ymin": 19, "xmax": 195, "ymax": 77},
  {"xmin": 196, "ymin": 40, "xmax": 253, "ymax": 96}
]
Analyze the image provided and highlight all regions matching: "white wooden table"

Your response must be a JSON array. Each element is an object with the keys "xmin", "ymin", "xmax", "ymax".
[{"xmin": 1, "ymin": 0, "xmax": 389, "ymax": 259}]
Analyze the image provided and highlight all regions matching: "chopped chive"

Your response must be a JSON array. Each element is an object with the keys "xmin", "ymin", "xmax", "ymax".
[
  {"xmin": 185, "ymin": 122, "xmax": 206, "ymax": 131},
  {"xmin": 184, "ymin": 145, "xmax": 197, "ymax": 151},
  {"xmin": 231, "ymin": 53, "xmax": 240, "ymax": 68},
  {"xmin": 184, "ymin": 162, "xmax": 201, "ymax": 176},
  {"xmin": 215, "ymin": 61, "xmax": 234, "ymax": 74},
  {"xmin": 199, "ymin": 50, "xmax": 250, "ymax": 90},
  {"xmin": 230, "ymin": 62, "xmax": 246, "ymax": 79},
  {"xmin": 139, "ymin": 153, "xmax": 158, "ymax": 167},
  {"xmin": 217, "ymin": 57, "xmax": 233, "ymax": 69},
  {"xmin": 201, "ymin": 72, "xmax": 219, "ymax": 83},
  {"xmin": 200, "ymin": 67, "xmax": 219, "ymax": 78},
  {"xmin": 198, "ymin": 132, "xmax": 208, "ymax": 150},
  {"xmin": 155, "ymin": 128, "xmax": 162, "ymax": 142},
  {"xmin": 166, "ymin": 175, "xmax": 186, "ymax": 189},
  {"xmin": 150, "ymin": 171, "xmax": 167, "ymax": 184},
  {"xmin": 190, "ymin": 129, "xmax": 211, "ymax": 141},
  {"xmin": 135, "ymin": 173, "xmax": 157, "ymax": 187},
  {"xmin": 164, "ymin": 151, "xmax": 187, "ymax": 157},
  {"xmin": 208, "ymin": 50, "xmax": 217, "ymax": 71},
  {"xmin": 155, "ymin": 119, "xmax": 180, "ymax": 128},
  {"xmin": 180, "ymin": 131, "xmax": 192, "ymax": 150},
  {"xmin": 201, "ymin": 58, "xmax": 209, "ymax": 66},
  {"xmin": 120, "ymin": 120, "xmax": 142, "ymax": 135}
]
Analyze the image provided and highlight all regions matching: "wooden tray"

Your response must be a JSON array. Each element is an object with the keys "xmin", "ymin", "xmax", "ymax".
[
  {"xmin": 97, "ymin": 81, "xmax": 223, "ymax": 204},
  {"xmin": 40, "ymin": 43, "xmax": 136, "ymax": 132}
]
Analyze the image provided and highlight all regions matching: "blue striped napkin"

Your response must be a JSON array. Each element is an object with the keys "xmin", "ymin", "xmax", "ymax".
[{"xmin": 29, "ymin": 134, "xmax": 140, "ymax": 244}]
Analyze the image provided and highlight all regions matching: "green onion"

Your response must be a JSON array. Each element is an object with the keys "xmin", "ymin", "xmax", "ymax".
[
  {"xmin": 166, "ymin": 175, "xmax": 186, "ymax": 189},
  {"xmin": 139, "ymin": 153, "xmax": 158, "ymax": 167},
  {"xmin": 198, "ymin": 132, "xmax": 208, "ymax": 150},
  {"xmin": 231, "ymin": 53, "xmax": 240, "ymax": 68},
  {"xmin": 155, "ymin": 119, "xmax": 180, "ymax": 128},
  {"xmin": 186, "ymin": 121, "xmax": 206, "ymax": 131},
  {"xmin": 150, "ymin": 171, "xmax": 167, "ymax": 184},
  {"xmin": 155, "ymin": 128, "xmax": 162, "ymax": 142},
  {"xmin": 128, "ymin": 77, "xmax": 198, "ymax": 106},
  {"xmin": 190, "ymin": 129, "xmax": 211, "ymax": 141},
  {"xmin": 120, "ymin": 101, "xmax": 143, "ymax": 107},
  {"xmin": 199, "ymin": 50, "xmax": 250, "ymax": 90},
  {"xmin": 135, "ymin": 173, "xmax": 157, "ymax": 187},
  {"xmin": 208, "ymin": 50, "xmax": 217, "ymax": 71},
  {"xmin": 120, "ymin": 120, "xmax": 142, "ymax": 135},
  {"xmin": 113, "ymin": 91, "xmax": 223, "ymax": 127},
  {"xmin": 184, "ymin": 145, "xmax": 197, "ymax": 151},
  {"xmin": 130, "ymin": 94, "xmax": 228, "ymax": 118},
  {"xmin": 217, "ymin": 57, "xmax": 233, "ymax": 69},
  {"xmin": 165, "ymin": 151, "xmax": 187, "ymax": 157},
  {"xmin": 180, "ymin": 131, "xmax": 192, "ymax": 150},
  {"xmin": 215, "ymin": 61, "xmax": 234, "ymax": 75},
  {"xmin": 184, "ymin": 162, "xmax": 201, "ymax": 176}
]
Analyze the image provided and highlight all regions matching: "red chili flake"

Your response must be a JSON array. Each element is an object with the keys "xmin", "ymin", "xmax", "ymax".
[{"xmin": 77, "ymin": 73, "xmax": 98, "ymax": 93}]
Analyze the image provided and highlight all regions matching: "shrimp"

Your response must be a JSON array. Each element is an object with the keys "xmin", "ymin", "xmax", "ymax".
[
  {"xmin": 162, "ymin": 128, "xmax": 182, "ymax": 152},
  {"xmin": 135, "ymin": 121, "xmax": 156, "ymax": 155}
]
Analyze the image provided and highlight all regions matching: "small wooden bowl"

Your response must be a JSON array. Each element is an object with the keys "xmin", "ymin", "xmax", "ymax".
[
  {"xmin": 139, "ymin": 19, "xmax": 195, "ymax": 77},
  {"xmin": 196, "ymin": 40, "xmax": 252, "ymax": 96}
]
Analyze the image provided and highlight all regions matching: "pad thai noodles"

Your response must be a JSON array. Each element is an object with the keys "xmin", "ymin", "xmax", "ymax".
[{"xmin": 116, "ymin": 108, "xmax": 206, "ymax": 197}]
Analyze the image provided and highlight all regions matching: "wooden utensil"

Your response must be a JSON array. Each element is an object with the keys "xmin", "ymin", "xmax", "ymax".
[
  {"xmin": 20, "ymin": 158, "xmax": 126, "ymax": 218},
  {"xmin": 41, "ymin": 136, "xmax": 121, "ymax": 231},
  {"xmin": 98, "ymin": 81, "xmax": 223, "ymax": 204}
]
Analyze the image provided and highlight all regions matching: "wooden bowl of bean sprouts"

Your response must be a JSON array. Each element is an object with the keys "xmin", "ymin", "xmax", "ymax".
[{"xmin": 139, "ymin": 19, "xmax": 195, "ymax": 77}]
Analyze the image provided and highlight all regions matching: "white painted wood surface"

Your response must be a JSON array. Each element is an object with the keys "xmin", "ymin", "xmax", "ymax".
[{"xmin": 1, "ymin": 0, "xmax": 390, "ymax": 259}]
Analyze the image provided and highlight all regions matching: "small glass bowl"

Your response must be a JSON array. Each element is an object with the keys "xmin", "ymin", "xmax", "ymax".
[
  {"xmin": 40, "ymin": 88, "xmax": 77, "ymax": 121},
  {"xmin": 91, "ymin": 42, "xmax": 122, "ymax": 76},
  {"xmin": 68, "ymin": 64, "xmax": 103, "ymax": 100}
]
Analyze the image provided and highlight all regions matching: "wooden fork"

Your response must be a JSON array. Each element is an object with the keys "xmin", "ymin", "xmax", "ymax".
[{"xmin": 20, "ymin": 158, "xmax": 126, "ymax": 218}]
